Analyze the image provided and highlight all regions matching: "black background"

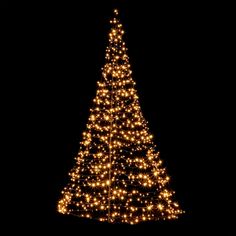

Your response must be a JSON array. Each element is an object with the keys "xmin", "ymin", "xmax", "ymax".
[{"xmin": 3, "ymin": 0, "xmax": 232, "ymax": 235}]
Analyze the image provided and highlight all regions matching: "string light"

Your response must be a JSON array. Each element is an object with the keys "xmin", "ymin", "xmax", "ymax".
[{"xmin": 58, "ymin": 8, "xmax": 184, "ymax": 224}]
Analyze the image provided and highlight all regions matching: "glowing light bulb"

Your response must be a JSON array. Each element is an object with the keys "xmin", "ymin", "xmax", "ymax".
[{"xmin": 158, "ymin": 204, "xmax": 164, "ymax": 211}]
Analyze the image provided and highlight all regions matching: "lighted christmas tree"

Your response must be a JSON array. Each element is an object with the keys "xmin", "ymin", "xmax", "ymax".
[{"xmin": 58, "ymin": 9, "xmax": 184, "ymax": 224}]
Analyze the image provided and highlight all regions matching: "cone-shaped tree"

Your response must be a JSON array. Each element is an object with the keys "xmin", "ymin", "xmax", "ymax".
[{"xmin": 58, "ymin": 9, "xmax": 184, "ymax": 224}]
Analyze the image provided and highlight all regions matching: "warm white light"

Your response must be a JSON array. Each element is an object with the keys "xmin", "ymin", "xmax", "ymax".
[{"xmin": 57, "ymin": 7, "xmax": 184, "ymax": 225}]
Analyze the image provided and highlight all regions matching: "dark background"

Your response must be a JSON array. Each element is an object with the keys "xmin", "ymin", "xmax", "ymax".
[{"xmin": 4, "ymin": 0, "xmax": 232, "ymax": 235}]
